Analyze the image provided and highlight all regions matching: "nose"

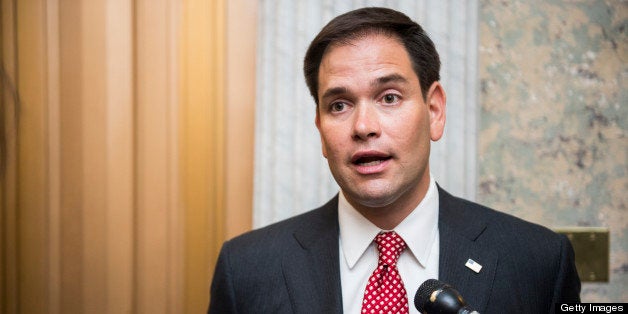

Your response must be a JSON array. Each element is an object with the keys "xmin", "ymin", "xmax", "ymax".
[{"xmin": 352, "ymin": 103, "xmax": 381, "ymax": 141}]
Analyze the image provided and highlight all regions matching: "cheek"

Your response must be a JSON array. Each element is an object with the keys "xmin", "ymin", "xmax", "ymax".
[
  {"xmin": 319, "ymin": 126, "xmax": 342, "ymax": 157},
  {"xmin": 321, "ymin": 137, "xmax": 340, "ymax": 156},
  {"xmin": 389, "ymin": 110, "xmax": 428, "ymax": 140}
]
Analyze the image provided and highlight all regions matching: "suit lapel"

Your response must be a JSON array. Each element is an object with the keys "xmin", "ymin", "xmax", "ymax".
[
  {"xmin": 282, "ymin": 197, "xmax": 343, "ymax": 313},
  {"xmin": 438, "ymin": 187, "xmax": 497, "ymax": 313},
  {"xmin": 279, "ymin": 188, "xmax": 499, "ymax": 313}
]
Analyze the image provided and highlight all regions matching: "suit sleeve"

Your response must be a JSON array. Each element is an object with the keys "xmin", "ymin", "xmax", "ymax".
[
  {"xmin": 550, "ymin": 234, "xmax": 581, "ymax": 311},
  {"xmin": 208, "ymin": 242, "xmax": 238, "ymax": 314}
]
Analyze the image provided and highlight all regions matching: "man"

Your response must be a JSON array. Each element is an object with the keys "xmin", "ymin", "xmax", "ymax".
[{"xmin": 209, "ymin": 7, "xmax": 580, "ymax": 314}]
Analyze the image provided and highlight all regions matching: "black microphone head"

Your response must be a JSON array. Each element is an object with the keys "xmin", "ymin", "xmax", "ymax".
[
  {"xmin": 414, "ymin": 279, "xmax": 469, "ymax": 314},
  {"xmin": 414, "ymin": 279, "xmax": 445, "ymax": 312}
]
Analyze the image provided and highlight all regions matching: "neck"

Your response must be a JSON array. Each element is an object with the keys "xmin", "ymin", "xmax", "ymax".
[{"xmin": 347, "ymin": 178, "xmax": 431, "ymax": 230}]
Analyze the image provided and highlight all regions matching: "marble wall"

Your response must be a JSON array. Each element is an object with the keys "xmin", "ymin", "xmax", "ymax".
[{"xmin": 478, "ymin": 0, "xmax": 627, "ymax": 302}]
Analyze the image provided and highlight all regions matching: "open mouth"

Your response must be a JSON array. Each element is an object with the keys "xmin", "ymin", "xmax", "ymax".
[{"xmin": 352, "ymin": 155, "xmax": 392, "ymax": 167}]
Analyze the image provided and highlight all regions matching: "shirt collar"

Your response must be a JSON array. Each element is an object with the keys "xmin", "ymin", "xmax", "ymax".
[{"xmin": 338, "ymin": 176, "xmax": 440, "ymax": 269}]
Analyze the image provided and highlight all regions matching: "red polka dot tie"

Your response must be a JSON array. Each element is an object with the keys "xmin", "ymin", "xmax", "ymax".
[{"xmin": 361, "ymin": 231, "xmax": 409, "ymax": 314}]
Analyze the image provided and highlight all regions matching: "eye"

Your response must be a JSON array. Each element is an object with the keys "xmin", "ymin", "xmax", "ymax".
[
  {"xmin": 330, "ymin": 101, "xmax": 347, "ymax": 113},
  {"xmin": 382, "ymin": 93, "xmax": 400, "ymax": 104}
]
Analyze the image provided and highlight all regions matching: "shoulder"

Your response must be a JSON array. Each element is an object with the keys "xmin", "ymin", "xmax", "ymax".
[
  {"xmin": 440, "ymin": 188, "xmax": 581, "ymax": 306},
  {"xmin": 438, "ymin": 186, "xmax": 568, "ymax": 253},
  {"xmin": 221, "ymin": 196, "xmax": 339, "ymax": 255}
]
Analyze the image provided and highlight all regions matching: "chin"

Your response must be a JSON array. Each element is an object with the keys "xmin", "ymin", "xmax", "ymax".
[{"xmin": 347, "ymin": 189, "xmax": 400, "ymax": 209}]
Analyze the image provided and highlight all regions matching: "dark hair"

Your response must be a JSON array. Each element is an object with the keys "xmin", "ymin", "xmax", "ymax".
[{"xmin": 303, "ymin": 7, "xmax": 440, "ymax": 105}]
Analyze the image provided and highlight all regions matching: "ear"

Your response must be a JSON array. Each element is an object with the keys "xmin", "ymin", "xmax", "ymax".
[
  {"xmin": 426, "ymin": 81, "xmax": 446, "ymax": 141},
  {"xmin": 315, "ymin": 107, "xmax": 328, "ymax": 158}
]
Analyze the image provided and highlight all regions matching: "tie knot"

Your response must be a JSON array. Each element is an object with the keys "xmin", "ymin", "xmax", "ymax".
[{"xmin": 375, "ymin": 231, "xmax": 406, "ymax": 267}]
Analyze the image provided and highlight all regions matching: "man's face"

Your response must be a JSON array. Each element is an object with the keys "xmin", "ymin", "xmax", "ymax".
[{"xmin": 315, "ymin": 33, "xmax": 446, "ymax": 215}]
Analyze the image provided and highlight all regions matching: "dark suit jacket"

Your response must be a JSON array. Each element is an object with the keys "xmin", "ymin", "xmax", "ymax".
[{"xmin": 209, "ymin": 187, "xmax": 581, "ymax": 313}]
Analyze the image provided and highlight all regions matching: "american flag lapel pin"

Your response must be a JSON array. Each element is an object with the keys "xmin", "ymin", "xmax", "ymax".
[{"xmin": 465, "ymin": 258, "xmax": 482, "ymax": 273}]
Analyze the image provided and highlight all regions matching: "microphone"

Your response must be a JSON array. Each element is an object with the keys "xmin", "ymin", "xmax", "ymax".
[{"xmin": 414, "ymin": 279, "xmax": 479, "ymax": 314}]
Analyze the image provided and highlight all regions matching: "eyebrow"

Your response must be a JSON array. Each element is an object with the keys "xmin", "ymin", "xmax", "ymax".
[
  {"xmin": 320, "ymin": 86, "xmax": 349, "ymax": 101},
  {"xmin": 372, "ymin": 73, "xmax": 408, "ymax": 86},
  {"xmin": 319, "ymin": 73, "xmax": 409, "ymax": 101}
]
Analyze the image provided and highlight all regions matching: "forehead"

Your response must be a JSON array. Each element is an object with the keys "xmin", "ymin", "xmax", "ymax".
[
  {"xmin": 321, "ymin": 33, "xmax": 409, "ymax": 68},
  {"xmin": 317, "ymin": 34, "xmax": 417, "ymax": 96}
]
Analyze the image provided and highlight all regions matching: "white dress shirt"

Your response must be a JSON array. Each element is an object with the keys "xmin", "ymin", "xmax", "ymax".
[{"xmin": 338, "ymin": 176, "xmax": 440, "ymax": 314}]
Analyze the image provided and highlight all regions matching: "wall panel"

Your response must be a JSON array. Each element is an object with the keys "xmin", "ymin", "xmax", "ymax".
[
  {"xmin": 16, "ymin": 1, "xmax": 51, "ymax": 313},
  {"xmin": 0, "ymin": 0, "xmax": 19, "ymax": 312},
  {"xmin": 103, "ymin": 0, "xmax": 134, "ymax": 312},
  {"xmin": 136, "ymin": 0, "xmax": 181, "ymax": 312},
  {"xmin": 225, "ymin": 0, "xmax": 256, "ymax": 243},
  {"xmin": 179, "ymin": 0, "xmax": 229, "ymax": 311}
]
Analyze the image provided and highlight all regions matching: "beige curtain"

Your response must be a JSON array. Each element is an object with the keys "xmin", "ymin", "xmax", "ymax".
[{"xmin": 0, "ymin": 0, "xmax": 256, "ymax": 313}]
